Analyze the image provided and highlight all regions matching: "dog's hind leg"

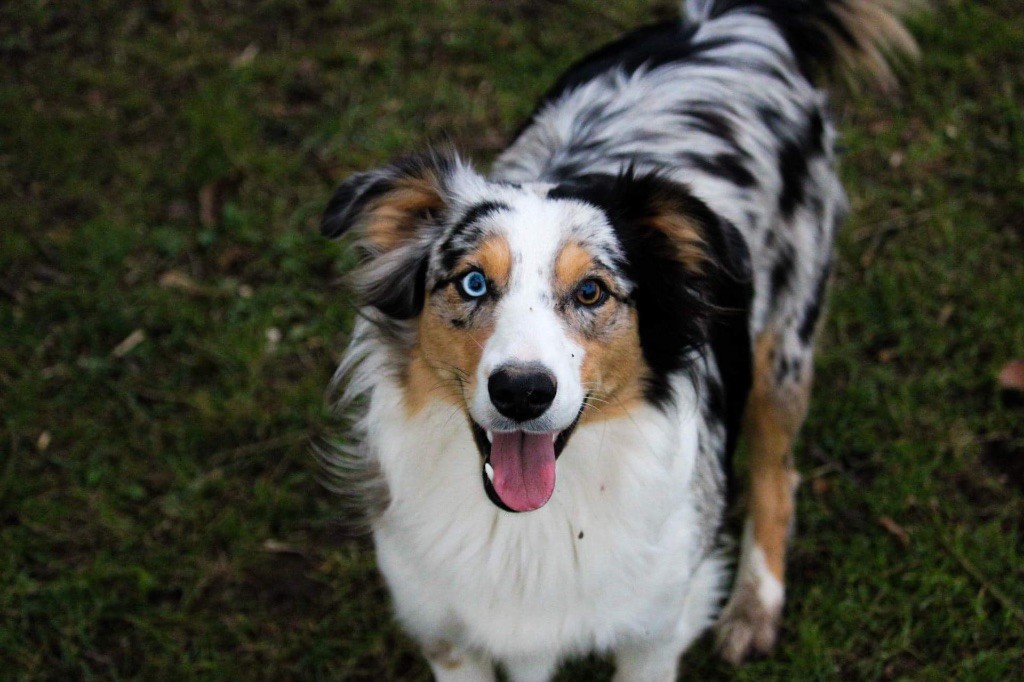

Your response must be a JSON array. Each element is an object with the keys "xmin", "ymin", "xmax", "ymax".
[{"xmin": 716, "ymin": 327, "xmax": 812, "ymax": 664}]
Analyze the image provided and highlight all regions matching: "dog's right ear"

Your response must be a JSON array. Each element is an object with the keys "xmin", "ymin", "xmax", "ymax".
[
  {"xmin": 320, "ymin": 150, "xmax": 458, "ymax": 249},
  {"xmin": 320, "ymin": 149, "xmax": 464, "ymax": 320},
  {"xmin": 320, "ymin": 169, "xmax": 390, "ymax": 239}
]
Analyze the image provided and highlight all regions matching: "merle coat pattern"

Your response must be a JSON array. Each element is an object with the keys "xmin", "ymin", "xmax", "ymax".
[{"xmin": 319, "ymin": 0, "xmax": 917, "ymax": 678}]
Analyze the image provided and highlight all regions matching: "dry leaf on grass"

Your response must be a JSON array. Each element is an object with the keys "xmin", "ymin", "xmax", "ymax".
[
  {"xmin": 878, "ymin": 347, "xmax": 899, "ymax": 363},
  {"xmin": 262, "ymin": 539, "xmax": 305, "ymax": 556},
  {"xmin": 997, "ymin": 360, "xmax": 1024, "ymax": 392},
  {"xmin": 937, "ymin": 304, "xmax": 955, "ymax": 326},
  {"xmin": 878, "ymin": 516, "xmax": 911, "ymax": 547},
  {"xmin": 198, "ymin": 181, "xmax": 223, "ymax": 228},
  {"xmin": 232, "ymin": 43, "xmax": 259, "ymax": 68},
  {"xmin": 158, "ymin": 270, "xmax": 202, "ymax": 294},
  {"xmin": 112, "ymin": 329, "xmax": 146, "ymax": 357}
]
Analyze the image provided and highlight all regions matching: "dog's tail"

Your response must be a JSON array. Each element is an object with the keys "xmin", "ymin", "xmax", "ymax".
[{"xmin": 681, "ymin": 0, "xmax": 920, "ymax": 89}]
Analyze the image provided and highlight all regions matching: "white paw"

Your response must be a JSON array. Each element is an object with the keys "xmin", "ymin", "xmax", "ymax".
[{"xmin": 715, "ymin": 579, "xmax": 783, "ymax": 664}]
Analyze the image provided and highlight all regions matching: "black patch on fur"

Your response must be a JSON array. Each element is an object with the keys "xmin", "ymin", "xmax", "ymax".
[
  {"xmin": 757, "ymin": 104, "xmax": 786, "ymax": 136},
  {"xmin": 548, "ymin": 170, "xmax": 752, "ymax": 432},
  {"xmin": 798, "ymin": 258, "xmax": 830, "ymax": 343},
  {"xmin": 454, "ymin": 201, "xmax": 508, "ymax": 237},
  {"xmin": 778, "ymin": 108, "xmax": 825, "ymax": 218},
  {"xmin": 754, "ymin": 63, "xmax": 795, "ymax": 85},
  {"xmin": 680, "ymin": 151, "xmax": 757, "ymax": 188},
  {"xmin": 807, "ymin": 108, "xmax": 826, "ymax": 154},
  {"xmin": 364, "ymin": 256, "xmax": 430, "ymax": 321},
  {"xmin": 439, "ymin": 201, "xmax": 510, "ymax": 271},
  {"xmin": 699, "ymin": 0, "xmax": 861, "ymax": 83},
  {"xmin": 511, "ymin": 22, "xmax": 741, "ymax": 141},
  {"xmin": 547, "ymin": 162, "xmax": 585, "ymax": 183},
  {"xmin": 681, "ymin": 108, "xmax": 737, "ymax": 146},
  {"xmin": 768, "ymin": 242, "xmax": 795, "ymax": 300},
  {"xmin": 320, "ymin": 172, "xmax": 391, "ymax": 239},
  {"xmin": 775, "ymin": 355, "xmax": 791, "ymax": 383},
  {"xmin": 778, "ymin": 150, "xmax": 805, "ymax": 217}
]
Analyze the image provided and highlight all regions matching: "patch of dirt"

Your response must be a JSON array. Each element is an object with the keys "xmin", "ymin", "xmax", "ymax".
[
  {"xmin": 238, "ymin": 553, "xmax": 326, "ymax": 616},
  {"xmin": 810, "ymin": 445, "xmax": 882, "ymax": 487},
  {"xmin": 948, "ymin": 464, "xmax": 1017, "ymax": 527},
  {"xmin": 999, "ymin": 388, "xmax": 1024, "ymax": 409},
  {"xmin": 982, "ymin": 437, "xmax": 1024, "ymax": 495},
  {"xmin": 879, "ymin": 653, "xmax": 923, "ymax": 680}
]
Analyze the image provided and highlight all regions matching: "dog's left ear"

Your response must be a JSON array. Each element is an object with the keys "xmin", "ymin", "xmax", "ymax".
[
  {"xmin": 321, "ymin": 149, "xmax": 464, "ymax": 320},
  {"xmin": 550, "ymin": 169, "xmax": 752, "ymax": 404},
  {"xmin": 612, "ymin": 171, "xmax": 752, "ymax": 286},
  {"xmin": 612, "ymin": 171, "xmax": 754, "ymax": 461}
]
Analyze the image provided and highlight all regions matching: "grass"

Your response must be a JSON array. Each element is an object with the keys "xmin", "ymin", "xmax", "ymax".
[{"xmin": 1, "ymin": 0, "xmax": 1022, "ymax": 679}]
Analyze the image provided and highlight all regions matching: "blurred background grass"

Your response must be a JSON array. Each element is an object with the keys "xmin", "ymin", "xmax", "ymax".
[{"xmin": 1, "ymin": 0, "xmax": 1022, "ymax": 679}]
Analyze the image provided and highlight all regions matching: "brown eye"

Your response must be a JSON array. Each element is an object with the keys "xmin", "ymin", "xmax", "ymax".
[{"xmin": 574, "ymin": 279, "xmax": 607, "ymax": 307}]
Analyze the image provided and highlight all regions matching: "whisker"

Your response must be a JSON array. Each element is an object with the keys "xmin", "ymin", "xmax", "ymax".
[{"xmin": 613, "ymin": 392, "xmax": 659, "ymax": 459}]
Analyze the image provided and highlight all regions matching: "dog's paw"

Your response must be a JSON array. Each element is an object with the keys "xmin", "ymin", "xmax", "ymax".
[{"xmin": 715, "ymin": 580, "xmax": 783, "ymax": 665}]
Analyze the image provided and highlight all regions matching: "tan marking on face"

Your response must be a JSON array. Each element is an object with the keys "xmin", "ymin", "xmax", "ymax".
[
  {"xmin": 551, "ymin": 241, "xmax": 648, "ymax": 423},
  {"xmin": 401, "ymin": 236, "xmax": 510, "ymax": 416},
  {"xmin": 404, "ymin": 311, "xmax": 492, "ymax": 417},
  {"xmin": 403, "ymin": 347, "xmax": 457, "ymax": 416},
  {"xmin": 362, "ymin": 172, "xmax": 444, "ymax": 252},
  {"xmin": 744, "ymin": 330, "xmax": 812, "ymax": 582},
  {"xmin": 577, "ymin": 305, "xmax": 648, "ymax": 424},
  {"xmin": 473, "ymin": 235, "xmax": 512, "ymax": 290},
  {"xmin": 553, "ymin": 242, "xmax": 596, "ymax": 293}
]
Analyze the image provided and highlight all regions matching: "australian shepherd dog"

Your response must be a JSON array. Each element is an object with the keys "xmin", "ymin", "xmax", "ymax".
[{"xmin": 318, "ymin": 1, "xmax": 917, "ymax": 679}]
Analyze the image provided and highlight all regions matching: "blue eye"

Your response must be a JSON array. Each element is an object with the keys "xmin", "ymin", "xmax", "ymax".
[
  {"xmin": 574, "ymin": 279, "xmax": 607, "ymax": 306},
  {"xmin": 458, "ymin": 270, "xmax": 488, "ymax": 299}
]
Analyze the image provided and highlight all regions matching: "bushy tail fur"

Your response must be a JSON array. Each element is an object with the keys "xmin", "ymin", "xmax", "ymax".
[{"xmin": 682, "ymin": 0, "xmax": 920, "ymax": 89}]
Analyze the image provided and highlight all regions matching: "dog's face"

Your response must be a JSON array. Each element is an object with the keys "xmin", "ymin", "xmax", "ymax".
[
  {"xmin": 415, "ymin": 190, "xmax": 644, "ymax": 513},
  {"xmin": 323, "ymin": 150, "xmax": 748, "ymax": 512}
]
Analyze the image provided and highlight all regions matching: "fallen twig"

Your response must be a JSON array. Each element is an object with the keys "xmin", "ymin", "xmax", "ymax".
[{"xmin": 878, "ymin": 515, "xmax": 911, "ymax": 547}]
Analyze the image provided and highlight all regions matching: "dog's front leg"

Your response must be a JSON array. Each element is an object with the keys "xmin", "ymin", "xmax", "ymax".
[
  {"xmin": 501, "ymin": 653, "xmax": 559, "ymax": 682},
  {"xmin": 422, "ymin": 640, "xmax": 496, "ymax": 682},
  {"xmin": 612, "ymin": 638, "xmax": 682, "ymax": 682}
]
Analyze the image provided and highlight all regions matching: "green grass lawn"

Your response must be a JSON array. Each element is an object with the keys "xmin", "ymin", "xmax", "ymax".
[{"xmin": 2, "ymin": 0, "xmax": 1022, "ymax": 679}]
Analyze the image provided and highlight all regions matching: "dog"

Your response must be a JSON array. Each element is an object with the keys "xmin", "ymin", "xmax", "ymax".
[{"xmin": 318, "ymin": 1, "xmax": 916, "ymax": 679}]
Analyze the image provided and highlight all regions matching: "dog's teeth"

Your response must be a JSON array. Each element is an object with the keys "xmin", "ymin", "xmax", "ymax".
[
  {"xmin": 484, "ymin": 462, "xmax": 494, "ymax": 482},
  {"xmin": 486, "ymin": 430, "xmax": 493, "ymax": 443}
]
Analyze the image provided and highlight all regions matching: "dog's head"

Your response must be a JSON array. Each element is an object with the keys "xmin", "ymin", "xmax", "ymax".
[{"xmin": 323, "ymin": 148, "xmax": 749, "ymax": 513}]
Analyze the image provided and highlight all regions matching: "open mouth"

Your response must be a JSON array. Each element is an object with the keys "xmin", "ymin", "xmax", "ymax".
[{"xmin": 470, "ymin": 410, "xmax": 582, "ymax": 513}]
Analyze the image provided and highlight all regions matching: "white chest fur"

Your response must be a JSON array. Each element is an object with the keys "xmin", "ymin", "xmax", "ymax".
[{"xmin": 366, "ymin": 376, "xmax": 724, "ymax": 663}]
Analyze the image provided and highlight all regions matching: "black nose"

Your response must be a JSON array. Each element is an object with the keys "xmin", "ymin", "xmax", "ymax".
[{"xmin": 488, "ymin": 365, "xmax": 557, "ymax": 422}]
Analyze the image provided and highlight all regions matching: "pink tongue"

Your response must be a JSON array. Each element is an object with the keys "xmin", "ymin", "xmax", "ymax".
[{"xmin": 489, "ymin": 432, "xmax": 556, "ymax": 512}]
